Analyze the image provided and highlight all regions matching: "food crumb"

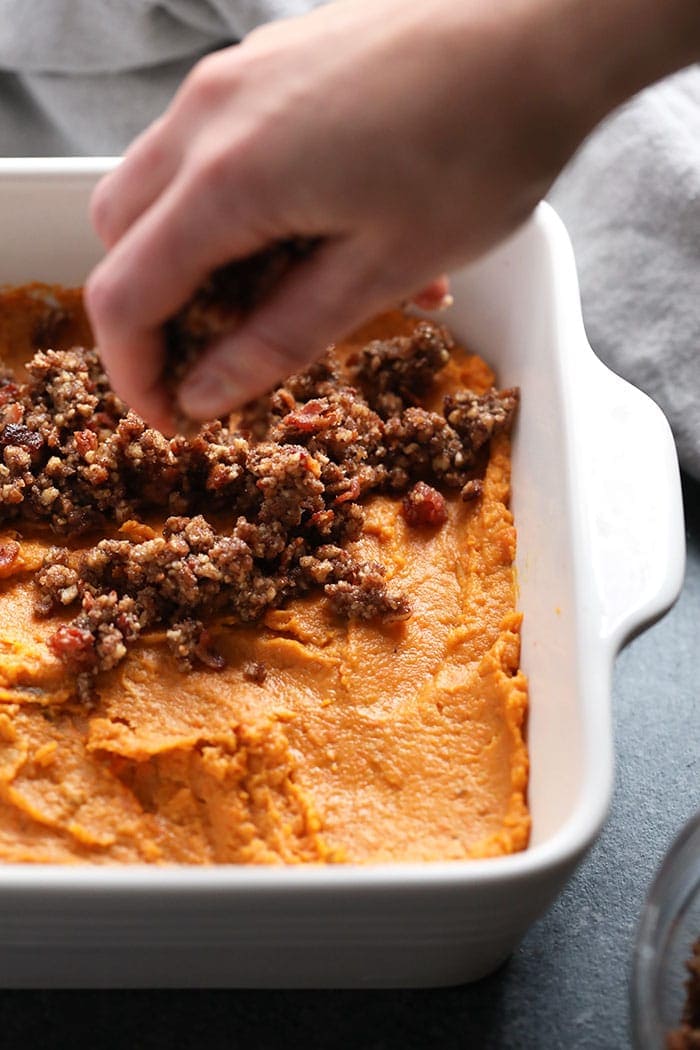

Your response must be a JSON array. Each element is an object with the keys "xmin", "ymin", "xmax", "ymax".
[
  {"xmin": 401, "ymin": 481, "xmax": 448, "ymax": 527},
  {"xmin": 243, "ymin": 661, "xmax": 267, "ymax": 685}
]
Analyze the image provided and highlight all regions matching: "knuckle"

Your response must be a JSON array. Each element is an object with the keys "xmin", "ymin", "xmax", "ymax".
[
  {"xmin": 192, "ymin": 147, "xmax": 233, "ymax": 199},
  {"xmin": 241, "ymin": 23, "xmax": 268, "ymax": 48},
  {"xmin": 185, "ymin": 52, "xmax": 234, "ymax": 109},
  {"xmin": 132, "ymin": 130, "xmax": 169, "ymax": 176}
]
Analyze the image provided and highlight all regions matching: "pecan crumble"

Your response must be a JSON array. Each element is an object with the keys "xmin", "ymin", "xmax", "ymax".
[{"xmin": 0, "ymin": 314, "xmax": 517, "ymax": 699}]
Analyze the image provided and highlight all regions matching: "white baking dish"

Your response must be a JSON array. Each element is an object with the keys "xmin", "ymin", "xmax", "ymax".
[{"xmin": 0, "ymin": 158, "xmax": 685, "ymax": 988}]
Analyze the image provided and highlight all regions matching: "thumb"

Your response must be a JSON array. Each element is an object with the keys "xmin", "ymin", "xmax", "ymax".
[{"xmin": 177, "ymin": 237, "xmax": 402, "ymax": 420}]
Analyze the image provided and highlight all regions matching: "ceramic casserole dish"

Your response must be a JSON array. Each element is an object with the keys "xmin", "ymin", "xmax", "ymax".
[{"xmin": 0, "ymin": 158, "xmax": 685, "ymax": 988}]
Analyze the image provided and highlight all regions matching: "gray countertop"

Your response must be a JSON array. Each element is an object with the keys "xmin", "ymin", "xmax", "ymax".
[{"xmin": 1, "ymin": 475, "xmax": 698, "ymax": 1049}]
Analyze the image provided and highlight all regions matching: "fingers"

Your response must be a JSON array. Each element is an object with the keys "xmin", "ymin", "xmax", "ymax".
[
  {"xmin": 85, "ymin": 163, "xmax": 265, "ymax": 422},
  {"xmin": 90, "ymin": 45, "xmax": 253, "ymax": 251},
  {"xmin": 177, "ymin": 238, "xmax": 402, "ymax": 420},
  {"xmin": 90, "ymin": 118, "xmax": 181, "ymax": 248},
  {"xmin": 409, "ymin": 275, "xmax": 452, "ymax": 310},
  {"xmin": 106, "ymin": 330, "xmax": 176, "ymax": 436}
]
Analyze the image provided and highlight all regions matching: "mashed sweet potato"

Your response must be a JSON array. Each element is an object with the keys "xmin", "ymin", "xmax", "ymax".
[{"xmin": 0, "ymin": 287, "xmax": 529, "ymax": 864}]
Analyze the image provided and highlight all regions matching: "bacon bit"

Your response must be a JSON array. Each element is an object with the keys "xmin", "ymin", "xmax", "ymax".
[
  {"xmin": 461, "ymin": 479, "xmax": 483, "ymax": 502},
  {"xmin": 49, "ymin": 624, "xmax": 95, "ymax": 667},
  {"xmin": 335, "ymin": 476, "xmax": 362, "ymax": 505},
  {"xmin": 308, "ymin": 508, "xmax": 335, "ymax": 530},
  {"xmin": 401, "ymin": 481, "xmax": 448, "ymax": 528},
  {"xmin": 281, "ymin": 400, "xmax": 336, "ymax": 434},
  {"xmin": 0, "ymin": 540, "xmax": 21, "ymax": 579},
  {"xmin": 194, "ymin": 629, "xmax": 225, "ymax": 671},
  {"xmin": 303, "ymin": 449, "xmax": 322, "ymax": 476},
  {"xmin": 74, "ymin": 429, "xmax": 99, "ymax": 456},
  {"xmin": 118, "ymin": 519, "xmax": 157, "ymax": 543},
  {"xmin": 0, "ymin": 382, "xmax": 21, "ymax": 407}
]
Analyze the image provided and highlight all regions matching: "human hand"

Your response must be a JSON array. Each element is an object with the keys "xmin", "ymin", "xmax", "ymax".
[{"xmin": 85, "ymin": 0, "xmax": 699, "ymax": 432}]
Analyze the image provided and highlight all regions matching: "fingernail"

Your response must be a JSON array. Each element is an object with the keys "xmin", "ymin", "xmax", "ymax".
[{"xmin": 179, "ymin": 368, "xmax": 240, "ymax": 420}]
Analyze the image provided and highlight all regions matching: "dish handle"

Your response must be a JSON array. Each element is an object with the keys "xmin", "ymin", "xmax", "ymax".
[{"xmin": 578, "ymin": 353, "xmax": 686, "ymax": 650}]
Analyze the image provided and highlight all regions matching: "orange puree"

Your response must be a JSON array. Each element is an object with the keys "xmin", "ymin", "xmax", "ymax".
[{"xmin": 0, "ymin": 288, "xmax": 529, "ymax": 865}]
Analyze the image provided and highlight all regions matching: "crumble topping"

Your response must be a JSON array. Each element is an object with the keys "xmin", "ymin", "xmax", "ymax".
[{"xmin": 0, "ymin": 315, "xmax": 517, "ymax": 699}]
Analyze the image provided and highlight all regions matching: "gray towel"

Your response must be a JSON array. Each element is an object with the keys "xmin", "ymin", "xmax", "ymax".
[
  {"xmin": 0, "ymin": 0, "xmax": 327, "ymax": 155},
  {"xmin": 549, "ymin": 66, "xmax": 700, "ymax": 480}
]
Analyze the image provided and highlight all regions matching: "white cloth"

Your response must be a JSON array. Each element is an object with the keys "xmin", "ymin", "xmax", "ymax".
[
  {"xmin": 549, "ymin": 66, "xmax": 700, "ymax": 480},
  {"xmin": 0, "ymin": 3, "xmax": 697, "ymax": 477}
]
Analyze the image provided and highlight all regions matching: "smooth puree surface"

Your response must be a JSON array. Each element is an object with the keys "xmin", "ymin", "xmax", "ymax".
[{"xmin": 0, "ymin": 288, "xmax": 529, "ymax": 864}]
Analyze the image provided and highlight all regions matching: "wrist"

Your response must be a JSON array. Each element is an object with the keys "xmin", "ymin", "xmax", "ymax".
[{"xmin": 518, "ymin": 0, "xmax": 700, "ymax": 144}]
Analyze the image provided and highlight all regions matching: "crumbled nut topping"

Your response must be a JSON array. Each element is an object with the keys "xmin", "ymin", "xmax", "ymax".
[{"xmin": 0, "ymin": 314, "xmax": 517, "ymax": 699}]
